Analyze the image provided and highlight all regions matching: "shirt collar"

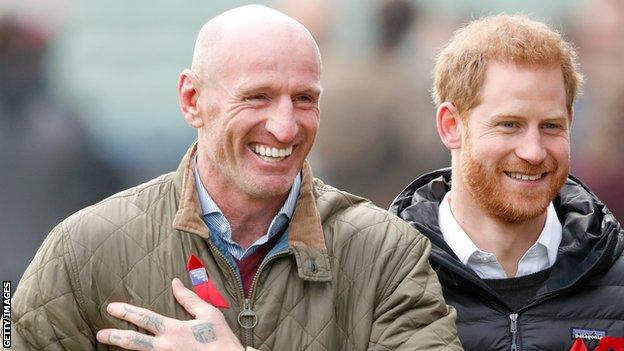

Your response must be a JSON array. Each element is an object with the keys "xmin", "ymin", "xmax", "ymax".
[
  {"xmin": 193, "ymin": 157, "xmax": 222, "ymax": 217},
  {"xmin": 438, "ymin": 191, "xmax": 562, "ymax": 267},
  {"xmin": 438, "ymin": 192, "xmax": 482, "ymax": 265},
  {"xmin": 193, "ymin": 155, "xmax": 301, "ymax": 221},
  {"xmin": 536, "ymin": 202, "xmax": 562, "ymax": 266}
]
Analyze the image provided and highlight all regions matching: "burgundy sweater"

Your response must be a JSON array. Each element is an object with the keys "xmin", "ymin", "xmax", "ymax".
[{"xmin": 234, "ymin": 231, "xmax": 284, "ymax": 297}]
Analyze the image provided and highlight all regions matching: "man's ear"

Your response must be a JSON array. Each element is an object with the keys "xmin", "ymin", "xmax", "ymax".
[
  {"xmin": 436, "ymin": 102, "xmax": 463, "ymax": 150},
  {"xmin": 178, "ymin": 69, "xmax": 203, "ymax": 128}
]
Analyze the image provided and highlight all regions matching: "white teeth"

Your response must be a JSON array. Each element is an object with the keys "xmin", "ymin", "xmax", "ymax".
[
  {"xmin": 250, "ymin": 144, "xmax": 293, "ymax": 160},
  {"xmin": 260, "ymin": 155, "xmax": 281, "ymax": 163},
  {"xmin": 507, "ymin": 172, "xmax": 542, "ymax": 181}
]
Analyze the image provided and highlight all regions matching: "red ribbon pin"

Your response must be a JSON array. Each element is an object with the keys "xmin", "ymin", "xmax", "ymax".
[{"xmin": 186, "ymin": 254, "xmax": 230, "ymax": 309}]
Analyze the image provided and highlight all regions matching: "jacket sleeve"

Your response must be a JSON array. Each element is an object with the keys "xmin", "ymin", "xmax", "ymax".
[
  {"xmin": 369, "ymin": 220, "xmax": 463, "ymax": 350},
  {"xmin": 11, "ymin": 223, "xmax": 95, "ymax": 350}
]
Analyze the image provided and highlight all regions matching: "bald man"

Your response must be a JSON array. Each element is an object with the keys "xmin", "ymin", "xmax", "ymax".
[{"xmin": 10, "ymin": 5, "xmax": 461, "ymax": 351}]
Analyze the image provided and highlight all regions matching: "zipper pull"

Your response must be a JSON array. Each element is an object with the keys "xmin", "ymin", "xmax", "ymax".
[
  {"xmin": 238, "ymin": 298, "xmax": 258, "ymax": 329},
  {"xmin": 509, "ymin": 313, "xmax": 518, "ymax": 351}
]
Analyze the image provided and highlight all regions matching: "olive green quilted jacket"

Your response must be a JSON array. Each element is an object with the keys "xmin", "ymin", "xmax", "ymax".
[{"xmin": 11, "ymin": 144, "xmax": 461, "ymax": 350}]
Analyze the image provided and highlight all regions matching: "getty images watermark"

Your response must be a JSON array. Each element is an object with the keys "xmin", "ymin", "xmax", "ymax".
[{"xmin": 2, "ymin": 281, "xmax": 10, "ymax": 348}]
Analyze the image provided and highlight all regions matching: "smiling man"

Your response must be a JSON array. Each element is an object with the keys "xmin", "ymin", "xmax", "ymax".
[
  {"xmin": 390, "ymin": 14, "xmax": 624, "ymax": 351},
  {"xmin": 10, "ymin": 5, "xmax": 461, "ymax": 351}
]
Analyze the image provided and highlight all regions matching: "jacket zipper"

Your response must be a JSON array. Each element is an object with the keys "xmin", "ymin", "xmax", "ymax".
[
  {"xmin": 425, "ymin": 220, "xmax": 620, "ymax": 351},
  {"xmin": 238, "ymin": 249, "xmax": 291, "ymax": 347},
  {"xmin": 430, "ymin": 210, "xmax": 621, "ymax": 312},
  {"xmin": 238, "ymin": 298, "xmax": 257, "ymax": 347},
  {"xmin": 509, "ymin": 313, "xmax": 519, "ymax": 351},
  {"xmin": 205, "ymin": 242, "xmax": 249, "ymax": 343}
]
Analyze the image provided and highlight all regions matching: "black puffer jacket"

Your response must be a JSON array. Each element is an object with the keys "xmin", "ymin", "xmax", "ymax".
[{"xmin": 390, "ymin": 169, "xmax": 624, "ymax": 351}]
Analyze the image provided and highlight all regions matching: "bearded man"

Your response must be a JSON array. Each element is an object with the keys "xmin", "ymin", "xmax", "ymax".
[
  {"xmin": 390, "ymin": 14, "xmax": 624, "ymax": 351},
  {"xmin": 9, "ymin": 5, "xmax": 461, "ymax": 351}
]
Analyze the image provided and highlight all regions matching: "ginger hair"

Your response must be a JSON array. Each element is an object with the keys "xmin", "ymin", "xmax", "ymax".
[{"xmin": 433, "ymin": 14, "xmax": 583, "ymax": 116}]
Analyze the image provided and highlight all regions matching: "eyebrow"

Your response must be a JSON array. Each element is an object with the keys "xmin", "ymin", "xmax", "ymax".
[
  {"xmin": 237, "ymin": 85, "xmax": 272, "ymax": 97},
  {"xmin": 543, "ymin": 116, "xmax": 568, "ymax": 122},
  {"xmin": 297, "ymin": 86, "xmax": 323, "ymax": 99},
  {"xmin": 237, "ymin": 84, "xmax": 323, "ymax": 98},
  {"xmin": 491, "ymin": 114, "xmax": 568, "ymax": 121}
]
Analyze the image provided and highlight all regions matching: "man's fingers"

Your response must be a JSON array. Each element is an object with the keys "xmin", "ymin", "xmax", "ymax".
[
  {"xmin": 106, "ymin": 302, "xmax": 168, "ymax": 335},
  {"xmin": 172, "ymin": 278, "xmax": 213, "ymax": 318},
  {"xmin": 97, "ymin": 329, "xmax": 156, "ymax": 351}
]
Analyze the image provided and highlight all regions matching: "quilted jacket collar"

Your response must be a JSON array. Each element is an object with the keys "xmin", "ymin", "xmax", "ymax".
[{"xmin": 172, "ymin": 143, "xmax": 331, "ymax": 281}]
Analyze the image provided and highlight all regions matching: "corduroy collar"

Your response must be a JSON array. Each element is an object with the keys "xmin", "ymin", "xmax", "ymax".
[{"xmin": 172, "ymin": 142, "xmax": 331, "ymax": 281}]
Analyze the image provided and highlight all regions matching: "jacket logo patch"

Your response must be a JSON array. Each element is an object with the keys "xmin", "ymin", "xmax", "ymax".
[{"xmin": 571, "ymin": 328, "xmax": 606, "ymax": 341}]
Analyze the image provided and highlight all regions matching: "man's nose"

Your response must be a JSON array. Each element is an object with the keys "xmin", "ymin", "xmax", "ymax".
[
  {"xmin": 265, "ymin": 98, "xmax": 299, "ymax": 143},
  {"xmin": 515, "ymin": 129, "xmax": 547, "ymax": 165}
]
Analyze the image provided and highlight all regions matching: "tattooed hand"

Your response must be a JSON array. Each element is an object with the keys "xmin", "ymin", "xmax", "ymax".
[{"xmin": 96, "ymin": 278, "xmax": 244, "ymax": 351}]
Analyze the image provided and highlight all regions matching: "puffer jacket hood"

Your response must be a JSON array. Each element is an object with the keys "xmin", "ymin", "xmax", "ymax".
[
  {"xmin": 391, "ymin": 168, "xmax": 624, "ymax": 300},
  {"xmin": 390, "ymin": 168, "xmax": 624, "ymax": 350}
]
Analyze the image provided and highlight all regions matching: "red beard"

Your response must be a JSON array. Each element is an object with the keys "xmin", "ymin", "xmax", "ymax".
[{"xmin": 460, "ymin": 136, "xmax": 568, "ymax": 223}]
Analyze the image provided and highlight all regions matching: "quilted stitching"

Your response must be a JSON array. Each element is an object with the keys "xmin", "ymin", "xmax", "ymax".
[
  {"xmin": 11, "ymin": 154, "xmax": 461, "ymax": 350},
  {"xmin": 242, "ymin": 219, "xmax": 429, "ymax": 350}
]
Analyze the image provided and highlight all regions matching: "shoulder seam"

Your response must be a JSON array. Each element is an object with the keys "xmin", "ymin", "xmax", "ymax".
[
  {"xmin": 316, "ymin": 184, "xmax": 356, "ymax": 206},
  {"xmin": 95, "ymin": 173, "xmax": 174, "ymax": 203},
  {"xmin": 61, "ymin": 221, "xmax": 93, "ymax": 334}
]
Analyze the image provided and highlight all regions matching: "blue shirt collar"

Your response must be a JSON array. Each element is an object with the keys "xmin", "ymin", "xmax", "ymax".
[
  {"xmin": 193, "ymin": 155, "xmax": 300, "ymax": 260},
  {"xmin": 193, "ymin": 156, "xmax": 300, "ymax": 220}
]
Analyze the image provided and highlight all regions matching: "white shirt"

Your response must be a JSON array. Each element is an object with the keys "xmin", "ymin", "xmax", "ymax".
[{"xmin": 438, "ymin": 192, "xmax": 562, "ymax": 279}]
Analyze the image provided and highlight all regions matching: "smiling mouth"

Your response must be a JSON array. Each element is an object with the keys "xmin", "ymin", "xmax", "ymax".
[
  {"xmin": 250, "ymin": 143, "xmax": 293, "ymax": 163},
  {"xmin": 504, "ymin": 172, "xmax": 546, "ymax": 181}
]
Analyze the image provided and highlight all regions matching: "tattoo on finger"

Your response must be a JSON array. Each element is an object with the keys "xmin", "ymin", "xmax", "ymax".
[
  {"xmin": 191, "ymin": 323, "xmax": 217, "ymax": 344},
  {"xmin": 131, "ymin": 335, "xmax": 154, "ymax": 349},
  {"xmin": 141, "ymin": 313, "xmax": 166, "ymax": 333},
  {"xmin": 123, "ymin": 306, "xmax": 135, "ymax": 318}
]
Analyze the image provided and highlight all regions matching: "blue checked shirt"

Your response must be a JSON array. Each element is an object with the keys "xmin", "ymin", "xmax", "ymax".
[{"xmin": 194, "ymin": 157, "xmax": 300, "ymax": 261}]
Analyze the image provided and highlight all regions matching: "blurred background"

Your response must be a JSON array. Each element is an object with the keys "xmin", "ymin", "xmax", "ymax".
[{"xmin": 1, "ymin": 0, "xmax": 622, "ymax": 291}]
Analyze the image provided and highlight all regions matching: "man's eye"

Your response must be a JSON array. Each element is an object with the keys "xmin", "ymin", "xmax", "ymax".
[
  {"xmin": 294, "ymin": 94, "xmax": 315, "ymax": 103},
  {"xmin": 543, "ymin": 123, "xmax": 561, "ymax": 129},
  {"xmin": 500, "ymin": 121, "xmax": 517, "ymax": 128},
  {"xmin": 246, "ymin": 94, "xmax": 268, "ymax": 101}
]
